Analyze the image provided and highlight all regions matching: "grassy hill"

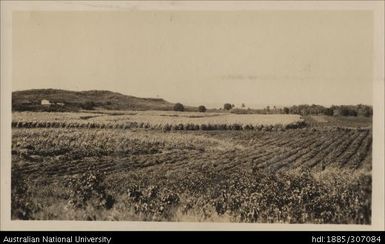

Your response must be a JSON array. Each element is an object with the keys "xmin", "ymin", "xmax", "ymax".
[{"xmin": 12, "ymin": 89, "xmax": 177, "ymax": 112}]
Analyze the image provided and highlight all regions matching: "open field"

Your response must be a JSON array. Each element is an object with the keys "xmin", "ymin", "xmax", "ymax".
[{"xmin": 11, "ymin": 112, "xmax": 372, "ymax": 223}]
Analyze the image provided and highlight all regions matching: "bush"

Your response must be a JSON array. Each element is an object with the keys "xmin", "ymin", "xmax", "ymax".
[
  {"xmin": 324, "ymin": 108, "xmax": 334, "ymax": 116},
  {"xmin": 181, "ymin": 168, "xmax": 371, "ymax": 224},
  {"xmin": 198, "ymin": 105, "xmax": 207, "ymax": 112},
  {"xmin": 126, "ymin": 185, "xmax": 180, "ymax": 221},
  {"xmin": 173, "ymin": 103, "xmax": 184, "ymax": 112},
  {"xmin": 11, "ymin": 166, "xmax": 40, "ymax": 219},
  {"xmin": 64, "ymin": 169, "xmax": 115, "ymax": 210},
  {"xmin": 223, "ymin": 103, "xmax": 232, "ymax": 110}
]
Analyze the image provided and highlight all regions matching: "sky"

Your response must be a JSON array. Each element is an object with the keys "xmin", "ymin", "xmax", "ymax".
[{"xmin": 12, "ymin": 11, "xmax": 373, "ymax": 108}]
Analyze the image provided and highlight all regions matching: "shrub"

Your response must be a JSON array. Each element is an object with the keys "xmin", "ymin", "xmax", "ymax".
[
  {"xmin": 126, "ymin": 185, "xmax": 180, "ymax": 221},
  {"xmin": 223, "ymin": 103, "xmax": 232, "ymax": 111},
  {"xmin": 11, "ymin": 166, "xmax": 40, "ymax": 219},
  {"xmin": 324, "ymin": 108, "xmax": 334, "ymax": 116},
  {"xmin": 173, "ymin": 103, "xmax": 184, "ymax": 112},
  {"xmin": 64, "ymin": 169, "xmax": 115, "ymax": 210},
  {"xmin": 198, "ymin": 105, "xmax": 207, "ymax": 112}
]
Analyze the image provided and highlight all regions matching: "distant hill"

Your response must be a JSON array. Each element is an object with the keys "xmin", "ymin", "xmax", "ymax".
[{"xmin": 12, "ymin": 89, "xmax": 178, "ymax": 112}]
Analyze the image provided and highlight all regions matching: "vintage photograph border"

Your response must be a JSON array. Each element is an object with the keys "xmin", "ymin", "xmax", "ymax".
[{"xmin": 1, "ymin": 0, "xmax": 384, "ymax": 231}]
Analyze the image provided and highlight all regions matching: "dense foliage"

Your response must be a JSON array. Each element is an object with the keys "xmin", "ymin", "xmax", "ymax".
[
  {"xmin": 198, "ymin": 105, "xmax": 207, "ymax": 112},
  {"xmin": 284, "ymin": 104, "xmax": 372, "ymax": 117},
  {"xmin": 173, "ymin": 103, "xmax": 185, "ymax": 112},
  {"xmin": 224, "ymin": 103, "xmax": 233, "ymax": 110},
  {"xmin": 231, "ymin": 104, "xmax": 372, "ymax": 118}
]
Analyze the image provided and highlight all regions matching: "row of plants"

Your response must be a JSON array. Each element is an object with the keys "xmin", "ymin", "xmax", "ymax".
[{"xmin": 11, "ymin": 120, "xmax": 307, "ymax": 131}]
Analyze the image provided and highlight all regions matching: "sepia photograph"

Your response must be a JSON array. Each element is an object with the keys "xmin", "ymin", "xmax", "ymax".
[{"xmin": 1, "ymin": 1, "xmax": 384, "ymax": 231}]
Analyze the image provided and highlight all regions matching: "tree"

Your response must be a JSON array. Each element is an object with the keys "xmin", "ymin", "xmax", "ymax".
[
  {"xmin": 339, "ymin": 106, "xmax": 350, "ymax": 116},
  {"xmin": 357, "ymin": 105, "xmax": 372, "ymax": 117},
  {"xmin": 241, "ymin": 103, "xmax": 245, "ymax": 108},
  {"xmin": 173, "ymin": 103, "xmax": 184, "ymax": 112},
  {"xmin": 324, "ymin": 108, "xmax": 333, "ymax": 116},
  {"xmin": 283, "ymin": 107, "xmax": 290, "ymax": 114},
  {"xmin": 224, "ymin": 103, "xmax": 232, "ymax": 110},
  {"xmin": 198, "ymin": 105, "xmax": 207, "ymax": 112}
]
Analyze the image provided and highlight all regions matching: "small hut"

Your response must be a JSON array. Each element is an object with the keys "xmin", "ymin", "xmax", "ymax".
[{"xmin": 41, "ymin": 99, "xmax": 51, "ymax": 105}]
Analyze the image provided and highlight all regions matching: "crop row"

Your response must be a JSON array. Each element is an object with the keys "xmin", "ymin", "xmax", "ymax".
[
  {"xmin": 11, "ymin": 120, "xmax": 307, "ymax": 131},
  {"xmin": 12, "ymin": 127, "xmax": 372, "ymax": 181}
]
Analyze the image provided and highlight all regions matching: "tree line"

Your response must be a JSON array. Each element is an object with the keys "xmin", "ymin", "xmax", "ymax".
[
  {"xmin": 281, "ymin": 104, "xmax": 372, "ymax": 117},
  {"xmin": 173, "ymin": 102, "xmax": 372, "ymax": 118}
]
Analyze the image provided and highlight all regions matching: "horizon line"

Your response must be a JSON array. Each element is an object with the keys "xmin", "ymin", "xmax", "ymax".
[{"xmin": 12, "ymin": 87, "xmax": 373, "ymax": 108}]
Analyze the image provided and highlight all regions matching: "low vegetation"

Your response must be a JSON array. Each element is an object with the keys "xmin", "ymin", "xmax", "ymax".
[
  {"xmin": 11, "ymin": 112, "xmax": 372, "ymax": 223},
  {"xmin": 173, "ymin": 103, "xmax": 185, "ymax": 112},
  {"xmin": 198, "ymin": 105, "xmax": 207, "ymax": 113}
]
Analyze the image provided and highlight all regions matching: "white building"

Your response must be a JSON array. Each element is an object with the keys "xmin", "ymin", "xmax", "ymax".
[{"xmin": 41, "ymin": 99, "xmax": 51, "ymax": 105}]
